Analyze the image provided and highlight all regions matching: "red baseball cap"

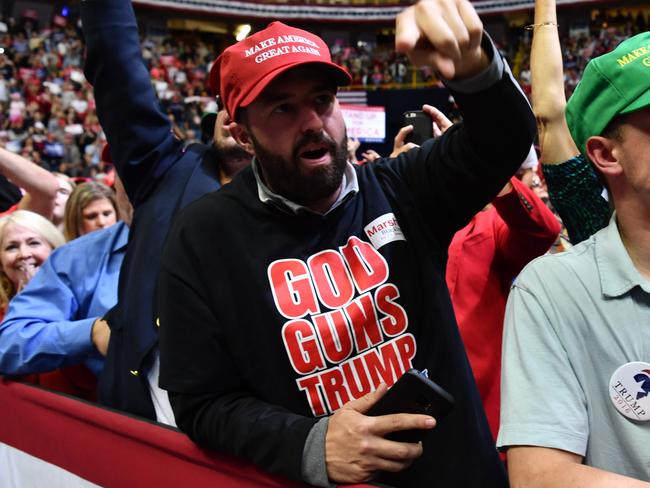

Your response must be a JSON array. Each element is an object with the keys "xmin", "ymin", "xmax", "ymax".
[{"xmin": 209, "ymin": 21, "xmax": 351, "ymax": 119}]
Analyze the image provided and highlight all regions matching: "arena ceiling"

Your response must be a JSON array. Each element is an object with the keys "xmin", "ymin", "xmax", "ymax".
[{"xmin": 132, "ymin": 0, "xmax": 609, "ymax": 21}]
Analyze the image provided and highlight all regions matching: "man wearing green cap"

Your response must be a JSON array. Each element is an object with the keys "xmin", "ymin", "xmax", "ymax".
[{"xmin": 498, "ymin": 31, "xmax": 650, "ymax": 486}]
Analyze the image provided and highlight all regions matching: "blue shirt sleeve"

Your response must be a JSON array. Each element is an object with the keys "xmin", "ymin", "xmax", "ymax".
[
  {"xmin": 0, "ymin": 258, "xmax": 97, "ymax": 376},
  {"xmin": 81, "ymin": 0, "xmax": 184, "ymax": 207},
  {"xmin": 0, "ymin": 222, "xmax": 127, "ymax": 377}
]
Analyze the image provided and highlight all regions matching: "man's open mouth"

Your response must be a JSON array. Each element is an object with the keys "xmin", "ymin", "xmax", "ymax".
[{"xmin": 300, "ymin": 147, "xmax": 329, "ymax": 160}]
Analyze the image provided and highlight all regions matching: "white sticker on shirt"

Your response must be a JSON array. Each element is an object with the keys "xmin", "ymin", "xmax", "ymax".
[
  {"xmin": 609, "ymin": 361, "xmax": 650, "ymax": 421},
  {"xmin": 364, "ymin": 213, "xmax": 405, "ymax": 249}
]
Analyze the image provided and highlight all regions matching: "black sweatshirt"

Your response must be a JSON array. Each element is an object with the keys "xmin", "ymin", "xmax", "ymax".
[{"xmin": 158, "ymin": 70, "xmax": 535, "ymax": 487}]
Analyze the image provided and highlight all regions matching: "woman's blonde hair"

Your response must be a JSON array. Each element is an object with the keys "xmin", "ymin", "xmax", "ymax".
[
  {"xmin": 0, "ymin": 210, "xmax": 66, "ymax": 307},
  {"xmin": 63, "ymin": 181, "xmax": 117, "ymax": 241},
  {"xmin": 53, "ymin": 172, "xmax": 76, "ymax": 192}
]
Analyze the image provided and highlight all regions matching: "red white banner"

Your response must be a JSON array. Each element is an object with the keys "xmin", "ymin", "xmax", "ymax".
[{"xmin": 0, "ymin": 379, "xmax": 374, "ymax": 487}]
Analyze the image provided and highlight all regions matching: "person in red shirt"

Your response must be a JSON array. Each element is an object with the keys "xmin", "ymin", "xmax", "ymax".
[{"xmin": 446, "ymin": 176, "xmax": 560, "ymax": 440}]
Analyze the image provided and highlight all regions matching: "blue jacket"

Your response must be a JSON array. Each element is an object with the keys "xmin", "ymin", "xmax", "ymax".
[
  {"xmin": 0, "ymin": 222, "xmax": 128, "ymax": 376},
  {"xmin": 82, "ymin": 0, "xmax": 221, "ymax": 418}
]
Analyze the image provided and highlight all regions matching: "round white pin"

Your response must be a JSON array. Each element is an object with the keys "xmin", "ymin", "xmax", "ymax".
[{"xmin": 609, "ymin": 361, "xmax": 650, "ymax": 422}]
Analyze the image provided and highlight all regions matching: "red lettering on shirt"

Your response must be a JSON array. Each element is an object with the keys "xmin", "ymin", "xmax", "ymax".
[
  {"xmin": 308, "ymin": 250, "xmax": 355, "ymax": 309},
  {"xmin": 297, "ymin": 375, "xmax": 327, "ymax": 417},
  {"xmin": 313, "ymin": 309, "xmax": 354, "ymax": 364},
  {"xmin": 344, "ymin": 293, "xmax": 384, "ymax": 353},
  {"xmin": 375, "ymin": 283, "xmax": 408, "ymax": 336},
  {"xmin": 269, "ymin": 259, "xmax": 320, "ymax": 319},
  {"xmin": 340, "ymin": 236, "xmax": 388, "ymax": 293},
  {"xmin": 282, "ymin": 319, "xmax": 326, "ymax": 374},
  {"xmin": 268, "ymin": 234, "xmax": 418, "ymax": 416},
  {"xmin": 295, "ymin": 335, "xmax": 416, "ymax": 416},
  {"xmin": 320, "ymin": 368, "xmax": 351, "ymax": 412}
]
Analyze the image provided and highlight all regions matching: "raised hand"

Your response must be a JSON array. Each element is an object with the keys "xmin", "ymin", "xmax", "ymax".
[
  {"xmin": 390, "ymin": 104, "xmax": 454, "ymax": 157},
  {"xmin": 395, "ymin": 0, "xmax": 489, "ymax": 80},
  {"xmin": 15, "ymin": 263, "xmax": 37, "ymax": 293}
]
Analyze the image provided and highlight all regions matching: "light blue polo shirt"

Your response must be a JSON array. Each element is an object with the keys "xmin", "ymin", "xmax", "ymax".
[{"xmin": 498, "ymin": 214, "xmax": 650, "ymax": 481}]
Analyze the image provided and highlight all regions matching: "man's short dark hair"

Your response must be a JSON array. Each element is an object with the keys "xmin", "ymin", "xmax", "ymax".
[{"xmin": 601, "ymin": 113, "xmax": 629, "ymax": 142}]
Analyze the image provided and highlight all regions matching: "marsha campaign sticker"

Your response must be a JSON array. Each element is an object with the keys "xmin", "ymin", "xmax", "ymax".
[
  {"xmin": 364, "ymin": 213, "xmax": 405, "ymax": 249},
  {"xmin": 609, "ymin": 361, "xmax": 650, "ymax": 421}
]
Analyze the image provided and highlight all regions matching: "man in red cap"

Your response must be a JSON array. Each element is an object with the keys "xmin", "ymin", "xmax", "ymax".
[{"xmin": 158, "ymin": 1, "xmax": 535, "ymax": 486}]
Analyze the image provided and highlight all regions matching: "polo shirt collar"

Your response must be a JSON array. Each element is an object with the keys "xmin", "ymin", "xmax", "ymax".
[
  {"xmin": 596, "ymin": 213, "xmax": 650, "ymax": 297},
  {"xmin": 252, "ymin": 157, "xmax": 359, "ymax": 216}
]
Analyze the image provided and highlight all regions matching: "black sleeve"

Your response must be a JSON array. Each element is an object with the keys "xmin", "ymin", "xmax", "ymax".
[
  {"xmin": 388, "ymin": 68, "xmax": 536, "ymax": 246},
  {"xmin": 158, "ymin": 215, "xmax": 317, "ymax": 482},
  {"xmin": 0, "ymin": 175, "xmax": 22, "ymax": 211},
  {"xmin": 169, "ymin": 391, "xmax": 318, "ymax": 481},
  {"xmin": 81, "ymin": 0, "xmax": 183, "ymax": 207}
]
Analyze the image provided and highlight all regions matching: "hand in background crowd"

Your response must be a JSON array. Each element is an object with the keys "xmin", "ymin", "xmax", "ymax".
[
  {"xmin": 361, "ymin": 149, "xmax": 381, "ymax": 163},
  {"xmin": 347, "ymin": 137, "xmax": 361, "ymax": 162},
  {"xmin": 390, "ymin": 103, "xmax": 453, "ymax": 157}
]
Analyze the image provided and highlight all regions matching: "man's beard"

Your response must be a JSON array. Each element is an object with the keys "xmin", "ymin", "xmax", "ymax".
[
  {"xmin": 252, "ymin": 131, "xmax": 348, "ymax": 206},
  {"xmin": 213, "ymin": 138, "xmax": 253, "ymax": 161}
]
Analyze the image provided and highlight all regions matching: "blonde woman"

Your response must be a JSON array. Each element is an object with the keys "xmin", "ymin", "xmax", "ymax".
[
  {"xmin": 0, "ymin": 210, "xmax": 65, "ymax": 317},
  {"xmin": 0, "ymin": 181, "xmax": 131, "ymax": 400}
]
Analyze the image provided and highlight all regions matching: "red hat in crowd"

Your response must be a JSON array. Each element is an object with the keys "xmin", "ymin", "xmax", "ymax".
[
  {"xmin": 209, "ymin": 21, "xmax": 351, "ymax": 119},
  {"xmin": 101, "ymin": 144, "xmax": 115, "ymax": 187},
  {"xmin": 101, "ymin": 143, "xmax": 112, "ymax": 165}
]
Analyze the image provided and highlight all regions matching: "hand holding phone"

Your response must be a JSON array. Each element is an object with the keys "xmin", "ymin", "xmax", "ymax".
[
  {"xmin": 366, "ymin": 369, "xmax": 455, "ymax": 442},
  {"xmin": 402, "ymin": 110, "xmax": 434, "ymax": 145},
  {"xmin": 325, "ymin": 383, "xmax": 434, "ymax": 484}
]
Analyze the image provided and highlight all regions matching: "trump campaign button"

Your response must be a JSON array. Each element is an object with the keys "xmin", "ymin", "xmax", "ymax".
[{"xmin": 609, "ymin": 362, "xmax": 650, "ymax": 421}]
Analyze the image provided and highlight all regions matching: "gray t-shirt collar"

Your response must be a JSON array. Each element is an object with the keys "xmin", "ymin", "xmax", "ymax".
[{"xmin": 596, "ymin": 212, "xmax": 650, "ymax": 297}]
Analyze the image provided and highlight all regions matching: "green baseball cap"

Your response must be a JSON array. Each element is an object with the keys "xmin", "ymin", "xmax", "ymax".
[{"xmin": 566, "ymin": 31, "xmax": 650, "ymax": 156}]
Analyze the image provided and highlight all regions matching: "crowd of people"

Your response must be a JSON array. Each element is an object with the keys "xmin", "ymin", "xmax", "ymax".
[
  {"xmin": 1, "ymin": 6, "xmax": 647, "ymax": 179},
  {"xmin": 0, "ymin": 0, "xmax": 649, "ymax": 486},
  {"xmin": 515, "ymin": 9, "xmax": 647, "ymax": 97}
]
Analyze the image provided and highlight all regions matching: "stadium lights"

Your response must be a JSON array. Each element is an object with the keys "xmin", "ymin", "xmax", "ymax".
[{"xmin": 235, "ymin": 24, "xmax": 252, "ymax": 41}]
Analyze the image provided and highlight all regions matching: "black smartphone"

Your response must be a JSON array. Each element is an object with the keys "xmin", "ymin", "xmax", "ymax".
[
  {"xmin": 366, "ymin": 369, "xmax": 455, "ymax": 443},
  {"xmin": 402, "ymin": 110, "xmax": 434, "ymax": 145}
]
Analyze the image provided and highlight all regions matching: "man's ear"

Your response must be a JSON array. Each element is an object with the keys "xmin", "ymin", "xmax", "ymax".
[
  {"xmin": 227, "ymin": 121, "xmax": 254, "ymax": 154},
  {"xmin": 585, "ymin": 135, "xmax": 623, "ymax": 177}
]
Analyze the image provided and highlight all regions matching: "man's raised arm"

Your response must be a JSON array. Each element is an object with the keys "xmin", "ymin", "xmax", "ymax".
[{"xmin": 81, "ymin": 0, "xmax": 181, "ymax": 206}]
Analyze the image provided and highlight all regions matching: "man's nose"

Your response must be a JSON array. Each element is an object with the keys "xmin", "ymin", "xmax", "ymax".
[{"xmin": 300, "ymin": 107, "xmax": 324, "ymax": 134}]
